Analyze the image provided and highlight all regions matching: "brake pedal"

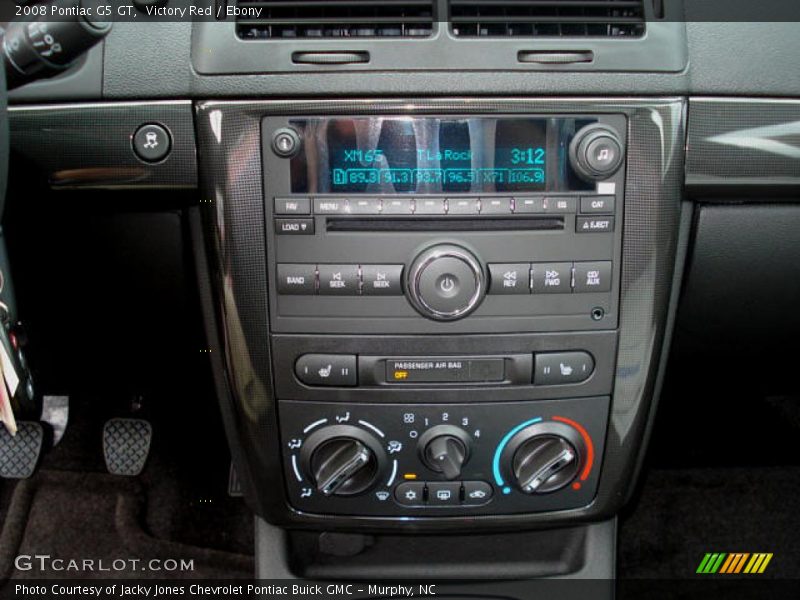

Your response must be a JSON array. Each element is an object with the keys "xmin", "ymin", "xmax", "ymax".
[
  {"xmin": 0, "ymin": 421, "xmax": 43, "ymax": 479},
  {"xmin": 103, "ymin": 418, "xmax": 152, "ymax": 476}
]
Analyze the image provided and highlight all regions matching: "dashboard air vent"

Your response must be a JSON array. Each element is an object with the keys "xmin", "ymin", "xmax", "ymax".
[
  {"xmin": 449, "ymin": 0, "xmax": 646, "ymax": 38},
  {"xmin": 235, "ymin": 0, "xmax": 435, "ymax": 40}
]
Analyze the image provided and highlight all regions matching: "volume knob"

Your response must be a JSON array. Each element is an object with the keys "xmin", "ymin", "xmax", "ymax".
[{"xmin": 407, "ymin": 244, "xmax": 485, "ymax": 321}]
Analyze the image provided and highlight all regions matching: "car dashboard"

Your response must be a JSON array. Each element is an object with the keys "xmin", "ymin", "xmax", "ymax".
[{"xmin": 1, "ymin": 1, "xmax": 799, "ymax": 596}]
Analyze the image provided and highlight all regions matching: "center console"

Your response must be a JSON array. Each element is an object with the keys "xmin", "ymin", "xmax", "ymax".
[
  {"xmin": 195, "ymin": 98, "xmax": 684, "ymax": 536},
  {"xmin": 262, "ymin": 112, "xmax": 623, "ymax": 520}
]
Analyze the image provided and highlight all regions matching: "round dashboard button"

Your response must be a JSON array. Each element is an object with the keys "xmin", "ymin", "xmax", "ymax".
[
  {"xmin": 418, "ymin": 257, "xmax": 476, "ymax": 314},
  {"xmin": 585, "ymin": 136, "xmax": 622, "ymax": 173},
  {"xmin": 568, "ymin": 124, "xmax": 625, "ymax": 181},
  {"xmin": 132, "ymin": 123, "xmax": 171, "ymax": 163},
  {"xmin": 271, "ymin": 127, "xmax": 301, "ymax": 158},
  {"xmin": 407, "ymin": 245, "xmax": 485, "ymax": 321}
]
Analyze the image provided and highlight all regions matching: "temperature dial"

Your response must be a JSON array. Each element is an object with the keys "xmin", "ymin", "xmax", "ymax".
[
  {"xmin": 513, "ymin": 435, "xmax": 579, "ymax": 493},
  {"xmin": 500, "ymin": 421, "xmax": 586, "ymax": 494},
  {"xmin": 418, "ymin": 425, "xmax": 472, "ymax": 480},
  {"xmin": 300, "ymin": 425, "xmax": 385, "ymax": 497}
]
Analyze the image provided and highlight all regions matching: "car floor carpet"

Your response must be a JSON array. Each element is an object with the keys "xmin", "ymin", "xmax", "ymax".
[
  {"xmin": 618, "ymin": 465, "xmax": 800, "ymax": 580},
  {"xmin": 0, "ymin": 470, "xmax": 253, "ymax": 581},
  {"xmin": 11, "ymin": 391, "xmax": 256, "ymax": 558}
]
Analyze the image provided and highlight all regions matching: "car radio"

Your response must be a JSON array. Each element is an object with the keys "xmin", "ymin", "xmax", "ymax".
[
  {"xmin": 262, "ymin": 114, "xmax": 626, "ymax": 336},
  {"xmin": 258, "ymin": 112, "xmax": 627, "ymax": 520}
]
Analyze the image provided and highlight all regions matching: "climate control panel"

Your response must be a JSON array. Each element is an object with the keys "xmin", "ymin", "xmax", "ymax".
[{"xmin": 278, "ymin": 397, "xmax": 608, "ymax": 517}]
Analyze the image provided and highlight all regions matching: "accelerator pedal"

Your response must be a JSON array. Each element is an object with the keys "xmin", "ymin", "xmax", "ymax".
[
  {"xmin": 103, "ymin": 418, "xmax": 152, "ymax": 476},
  {"xmin": 0, "ymin": 421, "xmax": 43, "ymax": 479}
]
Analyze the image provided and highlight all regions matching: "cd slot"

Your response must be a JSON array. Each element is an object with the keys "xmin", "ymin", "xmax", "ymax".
[{"xmin": 326, "ymin": 217, "xmax": 564, "ymax": 233}]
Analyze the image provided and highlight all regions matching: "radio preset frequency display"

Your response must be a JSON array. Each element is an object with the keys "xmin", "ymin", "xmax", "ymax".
[{"xmin": 288, "ymin": 117, "xmax": 597, "ymax": 195}]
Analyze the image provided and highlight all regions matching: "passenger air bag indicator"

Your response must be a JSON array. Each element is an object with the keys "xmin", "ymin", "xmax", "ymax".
[{"xmin": 386, "ymin": 358, "xmax": 504, "ymax": 383}]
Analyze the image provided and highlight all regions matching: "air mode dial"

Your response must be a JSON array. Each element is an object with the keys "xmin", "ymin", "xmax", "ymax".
[
  {"xmin": 300, "ymin": 425, "xmax": 385, "ymax": 497},
  {"xmin": 407, "ymin": 244, "xmax": 485, "ymax": 321}
]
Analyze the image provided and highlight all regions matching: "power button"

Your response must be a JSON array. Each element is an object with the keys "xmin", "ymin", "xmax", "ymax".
[
  {"xmin": 436, "ymin": 274, "xmax": 459, "ymax": 297},
  {"xmin": 407, "ymin": 245, "xmax": 485, "ymax": 321},
  {"xmin": 272, "ymin": 127, "xmax": 301, "ymax": 158}
]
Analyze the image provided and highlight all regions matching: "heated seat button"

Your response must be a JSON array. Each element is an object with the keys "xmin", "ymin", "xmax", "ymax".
[
  {"xmin": 318, "ymin": 264, "xmax": 360, "ymax": 295},
  {"xmin": 395, "ymin": 482, "xmax": 425, "ymax": 507},
  {"xmin": 463, "ymin": 481, "xmax": 493, "ymax": 506},
  {"xmin": 295, "ymin": 354, "xmax": 357, "ymax": 387},
  {"xmin": 531, "ymin": 263, "xmax": 573, "ymax": 294},
  {"xmin": 488, "ymin": 263, "xmax": 530, "ymax": 295},
  {"xmin": 361, "ymin": 265, "xmax": 403, "ymax": 296},
  {"xmin": 427, "ymin": 482, "xmax": 461, "ymax": 506},
  {"xmin": 276, "ymin": 264, "xmax": 316, "ymax": 295},
  {"xmin": 534, "ymin": 351, "xmax": 595, "ymax": 385},
  {"xmin": 573, "ymin": 261, "xmax": 612, "ymax": 293}
]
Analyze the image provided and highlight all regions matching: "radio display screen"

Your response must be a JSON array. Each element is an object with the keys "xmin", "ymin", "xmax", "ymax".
[{"xmin": 288, "ymin": 117, "xmax": 591, "ymax": 194}]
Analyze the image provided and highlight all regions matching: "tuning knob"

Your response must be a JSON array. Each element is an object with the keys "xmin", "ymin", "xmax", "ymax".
[
  {"xmin": 568, "ymin": 124, "xmax": 625, "ymax": 181},
  {"xmin": 300, "ymin": 425, "xmax": 385, "ymax": 497},
  {"xmin": 501, "ymin": 422, "xmax": 585, "ymax": 494},
  {"xmin": 418, "ymin": 425, "xmax": 472, "ymax": 480}
]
